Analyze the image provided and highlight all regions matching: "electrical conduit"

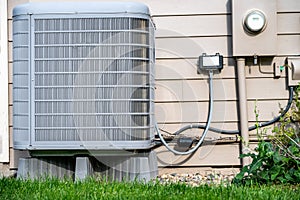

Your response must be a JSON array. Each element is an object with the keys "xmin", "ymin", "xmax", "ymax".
[
  {"xmin": 156, "ymin": 71, "xmax": 214, "ymax": 155},
  {"xmin": 237, "ymin": 58, "xmax": 251, "ymax": 166}
]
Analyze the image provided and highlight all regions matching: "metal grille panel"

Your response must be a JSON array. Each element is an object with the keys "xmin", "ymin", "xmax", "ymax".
[{"xmin": 34, "ymin": 17, "xmax": 154, "ymax": 143}]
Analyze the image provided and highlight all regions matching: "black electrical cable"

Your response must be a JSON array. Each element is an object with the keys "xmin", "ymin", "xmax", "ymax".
[{"xmin": 171, "ymin": 86, "xmax": 294, "ymax": 135}]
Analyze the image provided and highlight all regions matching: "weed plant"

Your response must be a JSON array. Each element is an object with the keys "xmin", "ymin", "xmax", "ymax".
[{"xmin": 233, "ymin": 85, "xmax": 300, "ymax": 185}]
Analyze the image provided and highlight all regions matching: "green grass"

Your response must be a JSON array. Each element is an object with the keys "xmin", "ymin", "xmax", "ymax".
[{"xmin": 0, "ymin": 177, "xmax": 299, "ymax": 200}]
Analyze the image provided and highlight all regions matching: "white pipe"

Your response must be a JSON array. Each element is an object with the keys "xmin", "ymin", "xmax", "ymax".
[{"xmin": 236, "ymin": 58, "xmax": 251, "ymax": 166}]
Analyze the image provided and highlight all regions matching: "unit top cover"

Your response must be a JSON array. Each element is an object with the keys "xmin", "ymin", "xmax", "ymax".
[{"xmin": 13, "ymin": 2, "xmax": 150, "ymax": 17}]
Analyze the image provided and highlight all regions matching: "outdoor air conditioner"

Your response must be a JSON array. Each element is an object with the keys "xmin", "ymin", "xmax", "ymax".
[{"xmin": 13, "ymin": 2, "xmax": 155, "ymax": 152}]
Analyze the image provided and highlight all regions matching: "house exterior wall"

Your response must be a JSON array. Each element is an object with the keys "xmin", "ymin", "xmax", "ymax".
[
  {"xmin": 0, "ymin": 0, "xmax": 9, "ymax": 163},
  {"xmin": 4, "ymin": 0, "xmax": 300, "ymax": 172}
]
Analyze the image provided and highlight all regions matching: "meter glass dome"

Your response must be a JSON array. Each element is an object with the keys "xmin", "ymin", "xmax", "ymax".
[{"xmin": 244, "ymin": 10, "xmax": 266, "ymax": 33}]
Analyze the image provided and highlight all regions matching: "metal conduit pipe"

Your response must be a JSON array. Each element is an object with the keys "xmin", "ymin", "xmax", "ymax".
[{"xmin": 236, "ymin": 58, "xmax": 251, "ymax": 166}]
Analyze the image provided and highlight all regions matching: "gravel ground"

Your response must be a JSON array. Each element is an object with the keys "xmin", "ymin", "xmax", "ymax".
[
  {"xmin": 1, "ymin": 162, "xmax": 237, "ymax": 186},
  {"xmin": 156, "ymin": 173, "xmax": 236, "ymax": 187}
]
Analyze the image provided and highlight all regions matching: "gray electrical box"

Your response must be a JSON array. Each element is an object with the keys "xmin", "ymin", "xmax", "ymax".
[
  {"xmin": 13, "ymin": 2, "xmax": 155, "ymax": 151},
  {"xmin": 232, "ymin": 0, "xmax": 277, "ymax": 56},
  {"xmin": 198, "ymin": 53, "xmax": 223, "ymax": 72}
]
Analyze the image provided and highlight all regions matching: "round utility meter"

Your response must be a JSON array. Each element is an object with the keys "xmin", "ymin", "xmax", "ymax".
[{"xmin": 244, "ymin": 10, "xmax": 266, "ymax": 34}]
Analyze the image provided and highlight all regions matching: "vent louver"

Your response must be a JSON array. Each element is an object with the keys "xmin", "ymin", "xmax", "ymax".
[{"xmin": 13, "ymin": 2, "xmax": 155, "ymax": 150}]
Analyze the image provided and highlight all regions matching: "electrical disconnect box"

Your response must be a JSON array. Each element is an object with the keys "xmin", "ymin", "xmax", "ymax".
[
  {"xmin": 232, "ymin": 0, "xmax": 277, "ymax": 56},
  {"xmin": 288, "ymin": 57, "xmax": 300, "ymax": 86}
]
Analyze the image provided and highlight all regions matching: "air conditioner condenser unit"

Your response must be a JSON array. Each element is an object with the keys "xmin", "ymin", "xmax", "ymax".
[{"xmin": 13, "ymin": 2, "xmax": 157, "ymax": 181}]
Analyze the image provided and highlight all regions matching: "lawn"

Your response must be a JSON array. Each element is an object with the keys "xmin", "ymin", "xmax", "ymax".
[{"xmin": 0, "ymin": 177, "xmax": 299, "ymax": 200}]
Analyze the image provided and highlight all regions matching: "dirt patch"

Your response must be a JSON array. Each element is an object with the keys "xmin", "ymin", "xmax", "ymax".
[{"xmin": 0, "ymin": 164, "xmax": 16, "ymax": 178}]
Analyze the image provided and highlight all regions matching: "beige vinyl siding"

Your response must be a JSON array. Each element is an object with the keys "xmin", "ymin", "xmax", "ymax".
[
  {"xmin": 156, "ymin": 78, "xmax": 288, "ymax": 102},
  {"xmin": 0, "ymin": 0, "xmax": 9, "ymax": 162},
  {"xmin": 278, "ymin": 13, "xmax": 300, "ymax": 34},
  {"xmin": 156, "ymin": 143, "xmax": 241, "ymax": 167},
  {"xmin": 6, "ymin": 0, "xmax": 300, "ymax": 169},
  {"xmin": 153, "ymin": 0, "xmax": 299, "ymax": 168}
]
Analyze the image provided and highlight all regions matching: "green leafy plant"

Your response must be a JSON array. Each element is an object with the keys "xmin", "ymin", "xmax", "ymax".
[
  {"xmin": 233, "ymin": 85, "xmax": 300, "ymax": 185},
  {"xmin": 271, "ymin": 85, "xmax": 300, "ymax": 162}
]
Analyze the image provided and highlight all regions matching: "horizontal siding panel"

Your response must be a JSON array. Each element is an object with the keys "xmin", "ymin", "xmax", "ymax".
[
  {"xmin": 156, "ymin": 58, "xmax": 236, "ymax": 80},
  {"xmin": 156, "ymin": 59, "xmax": 204, "ymax": 80},
  {"xmin": 154, "ymin": 13, "xmax": 300, "ymax": 37},
  {"xmin": 246, "ymin": 78, "xmax": 289, "ymax": 100},
  {"xmin": 8, "ymin": 41, "xmax": 12, "ymax": 62},
  {"xmin": 155, "ymin": 143, "xmax": 240, "ymax": 167},
  {"xmin": 8, "ymin": 106, "xmax": 13, "ymax": 127},
  {"xmin": 154, "ymin": 11, "xmax": 300, "ymax": 38},
  {"xmin": 155, "ymin": 80, "xmax": 183, "ymax": 102},
  {"xmin": 181, "ymin": 79, "xmax": 228, "ymax": 101},
  {"xmin": 156, "ymin": 79, "xmax": 231, "ymax": 102},
  {"xmin": 233, "ymin": 99, "xmax": 284, "ymax": 122},
  {"xmin": 156, "ymin": 78, "xmax": 288, "ymax": 101},
  {"xmin": 155, "ymin": 100, "xmax": 289, "ymax": 123},
  {"xmin": 156, "ymin": 36, "xmax": 232, "ymax": 58},
  {"xmin": 8, "ymin": 19, "xmax": 12, "ymax": 41},
  {"xmin": 154, "ymin": 15, "xmax": 231, "ymax": 37},
  {"xmin": 148, "ymin": 0, "xmax": 230, "ymax": 16},
  {"xmin": 182, "ymin": 79, "xmax": 231, "ymax": 101},
  {"xmin": 278, "ymin": 0, "xmax": 300, "ymax": 13},
  {"xmin": 156, "ymin": 35, "xmax": 299, "ymax": 59},
  {"xmin": 8, "ymin": 83, "xmax": 12, "ymax": 105},
  {"xmin": 277, "ymin": 35, "xmax": 300, "ymax": 55},
  {"xmin": 9, "ymin": 127, "xmax": 13, "ymax": 148},
  {"xmin": 8, "ymin": 63, "xmax": 12, "ymax": 84},
  {"xmin": 277, "ymin": 13, "xmax": 300, "ymax": 34}
]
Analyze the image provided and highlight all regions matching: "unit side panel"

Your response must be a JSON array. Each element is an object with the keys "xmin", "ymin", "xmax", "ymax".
[{"xmin": 13, "ymin": 16, "xmax": 30, "ymax": 149}]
